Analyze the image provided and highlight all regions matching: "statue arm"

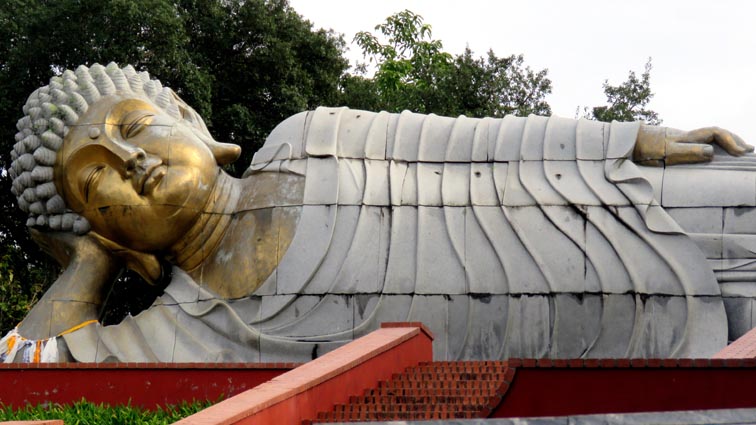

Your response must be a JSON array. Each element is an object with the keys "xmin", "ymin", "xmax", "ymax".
[
  {"xmin": 16, "ymin": 231, "xmax": 121, "ymax": 340},
  {"xmin": 634, "ymin": 125, "xmax": 753, "ymax": 166}
]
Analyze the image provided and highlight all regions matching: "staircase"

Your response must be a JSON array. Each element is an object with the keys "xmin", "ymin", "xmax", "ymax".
[{"xmin": 307, "ymin": 361, "xmax": 514, "ymax": 423}]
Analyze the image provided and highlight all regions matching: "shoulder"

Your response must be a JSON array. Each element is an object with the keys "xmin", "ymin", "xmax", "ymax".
[{"xmin": 250, "ymin": 107, "xmax": 390, "ymax": 169}]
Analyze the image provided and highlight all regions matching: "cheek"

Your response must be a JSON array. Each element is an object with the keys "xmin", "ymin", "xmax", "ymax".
[
  {"xmin": 161, "ymin": 132, "xmax": 217, "ymax": 171},
  {"xmin": 152, "ymin": 166, "xmax": 215, "ymax": 206},
  {"xmin": 87, "ymin": 170, "xmax": 143, "ymax": 209},
  {"xmin": 89, "ymin": 204, "xmax": 187, "ymax": 251}
]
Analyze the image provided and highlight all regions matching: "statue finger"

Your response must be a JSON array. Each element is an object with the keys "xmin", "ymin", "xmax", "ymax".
[
  {"xmin": 666, "ymin": 142, "xmax": 714, "ymax": 165},
  {"xmin": 729, "ymin": 132, "xmax": 754, "ymax": 153},
  {"xmin": 680, "ymin": 127, "xmax": 752, "ymax": 156},
  {"xmin": 712, "ymin": 130, "xmax": 752, "ymax": 156}
]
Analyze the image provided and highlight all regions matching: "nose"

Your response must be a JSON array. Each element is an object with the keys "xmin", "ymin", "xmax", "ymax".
[
  {"xmin": 124, "ymin": 149, "xmax": 146, "ymax": 176},
  {"xmin": 102, "ymin": 137, "xmax": 146, "ymax": 177}
]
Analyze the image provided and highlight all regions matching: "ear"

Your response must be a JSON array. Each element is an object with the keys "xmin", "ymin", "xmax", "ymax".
[
  {"xmin": 168, "ymin": 90, "xmax": 242, "ymax": 165},
  {"xmin": 89, "ymin": 233, "xmax": 163, "ymax": 284},
  {"xmin": 207, "ymin": 140, "xmax": 242, "ymax": 165}
]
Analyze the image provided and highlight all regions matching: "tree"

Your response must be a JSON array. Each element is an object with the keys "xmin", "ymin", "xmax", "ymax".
[
  {"xmin": 342, "ymin": 10, "xmax": 552, "ymax": 118},
  {"xmin": 0, "ymin": 242, "xmax": 46, "ymax": 333},
  {"xmin": 586, "ymin": 58, "xmax": 661, "ymax": 125},
  {"xmin": 177, "ymin": 0, "xmax": 348, "ymax": 173},
  {"xmin": 441, "ymin": 48, "xmax": 551, "ymax": 118},
  {"xmin": 0, "ymin": 0, "xmax": 348, "ymax": 332},
  {"xmin": 351, "ymin": 10, "xmax": 453, "ymax": 114}
]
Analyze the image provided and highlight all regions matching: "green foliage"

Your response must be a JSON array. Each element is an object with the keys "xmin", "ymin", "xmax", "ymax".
[
  {"xmin": 352, "ymin": 10, "xmax": 453, "ymax": 113},
  {"xmin": 0, "ymin": 399, "xmax": 212, "ymax": 424},
  {"xmin": 0, "ymin": 243, "xmax": 47, "ymax": 332},
  {"xmin": 178, "ymin": 0, "xmax": 348, "ymax": 173},
  {"xmin": 0, "ymin": 0, "xmax": 348, "ymax": 332},
  {"xmin": 343, "ymin": 10, "xmax": 552, "ymax": 117},
  {"xmin": 586, "ymin": 58, "xmax": 661, "ymax": 125},
  {"xmin": 441, "ymin": 48, "xmax": 551, "ymax": 117}
]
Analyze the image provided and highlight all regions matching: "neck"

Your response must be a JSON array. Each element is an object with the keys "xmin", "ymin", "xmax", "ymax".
[{"xmin": 167, "ymin": 171, "xmax": 240, "ymax": 272}]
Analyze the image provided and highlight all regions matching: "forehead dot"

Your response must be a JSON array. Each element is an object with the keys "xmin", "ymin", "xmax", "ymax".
[{"xmin": 88, "ymin": 127, "xmax": 101, "ymax": 139}]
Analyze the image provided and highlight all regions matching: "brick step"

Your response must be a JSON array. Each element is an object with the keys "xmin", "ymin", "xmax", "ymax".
[
  {"xmin": 409, "ymin": 365, "xmax": 509, "ymax": 374},
  {"xmin": 308, "ymin": 362, "xmax": 512, "ymax": 424},
  {"xmin": 376, "ymin": 379, "xmax": 502, "ymax": 390},
  {"xmin": 350, "ymin": 394, "xmax": 496, "ymax": 405},
  {"xmin": 363, "ymin": 386, "xmax": 504, "ymax": 397},
  {"xmin": 392, "ymin": 372, "xmax": 506, "ymax": 381},
  {"xmin": 313, "ymin": 409, "xmax": 481, "ymax": 422},
  {"xmin": 419, "ymin": 361, "xmax": 507, "ymax": 367},
  {"xmin": 327, "ymin": 402, "xmax": 487, "ymax": 414}
]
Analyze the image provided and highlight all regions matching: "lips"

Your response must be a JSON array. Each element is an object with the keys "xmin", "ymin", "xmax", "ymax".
[
  {"xmin": 133, "ymin": 161, "xmax": 167, "ymax": 195},
  {"xmin": 140, "ymin": 164, "xmax": 167, "ymax": 195}
]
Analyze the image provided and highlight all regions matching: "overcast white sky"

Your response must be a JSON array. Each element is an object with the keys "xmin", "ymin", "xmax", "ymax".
[{"xmin": 289, "ymin": 0, "xmax": 756, "ymax": 143}]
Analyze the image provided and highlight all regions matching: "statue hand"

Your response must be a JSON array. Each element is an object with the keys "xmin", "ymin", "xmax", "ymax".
[
  {"xmin": 31, "ymin": 229, "xmax": 113, "ymax": 268},
  {"xmin": 634, "ymin": 125, "xmax": 754, "ymax": 166},
  {"xmin": 18, "ymin": 231, "xmax": 121, "ymax": 340}
]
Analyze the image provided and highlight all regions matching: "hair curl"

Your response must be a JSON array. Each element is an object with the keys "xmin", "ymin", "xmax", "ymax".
[{"xmin": 10, "ymin": 62, "xmax": 209, "ymax": 234}]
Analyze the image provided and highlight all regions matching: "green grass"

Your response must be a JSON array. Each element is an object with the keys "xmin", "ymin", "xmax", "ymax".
[{"xmin": 0, "ymin": 399, "xmax": 214, "ymax": 424}]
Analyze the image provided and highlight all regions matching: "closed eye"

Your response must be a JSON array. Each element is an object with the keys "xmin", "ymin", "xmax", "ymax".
[
  {"xmin": 84, "ymin": 166, "xmax": 104, "ymax": 202},
  {"xmin": 121, "ymin": 111, "xmax": 155, "ymax": 139}
]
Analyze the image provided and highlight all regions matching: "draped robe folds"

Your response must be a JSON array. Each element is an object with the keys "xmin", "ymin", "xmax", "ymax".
[{"xmin": 61, "ymin": 107, "xmax": 728, "ymax": 362}]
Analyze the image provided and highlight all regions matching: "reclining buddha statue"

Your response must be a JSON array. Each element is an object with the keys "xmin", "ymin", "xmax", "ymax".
[{"xmin": 2, "ymin": 63, "xmax": 755, "ymax": 362}]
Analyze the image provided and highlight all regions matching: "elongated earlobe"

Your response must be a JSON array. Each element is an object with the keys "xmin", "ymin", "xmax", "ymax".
[
  {"xmin": 89, "ymin": 233, "xmax": 162, "ymax": 284},
  {"xmin": 207, "ymin": 140, "xmax": 241, "ymax": 165}
]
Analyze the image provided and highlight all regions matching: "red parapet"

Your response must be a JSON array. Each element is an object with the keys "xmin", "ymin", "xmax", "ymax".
[
  {"xmin": 713, "ymin": 326, "xmax": 756, "ymax": 359},
  {"xmin": 492, "ymin": 361, "xmax": 756, "ymax": 418},
  {"xmin": 0, "ymin": 363, "xmax": 296, "ymax": 409},
  {"xmin": 176, "ymin": 323, "xmax": 434, "ymax": 425}
]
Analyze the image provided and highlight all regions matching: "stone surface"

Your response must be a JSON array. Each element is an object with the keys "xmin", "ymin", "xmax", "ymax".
[
  {"xmin": 723, "ymin": 296, "xmax": 753, "ymax": 342},
  {"xmin": 441, "ymin": 163, "xmax": 471, "ymax": 206},
  {"xmin": 636, "ymin": 164, "xmax": 664, "ymax": 202},
  {"xmin": 444, "ymin": 115, "xmax": 477, "ymax": 162},
  {"xmin": 298, "ymin": 205, "xmax": 361, "ymax": 294},
  {"xmin": 544, "ymin": 160, "xmax": 602, "ymax": 205},
  {"xmin": 363, "ymin": 160, "xmax": 390, "ymax": 206},
  {"xmin": 551, "ymin": 293, "xmax": 603, "ymax": 358},
  {"xmin": 416, "ymin": 163, "xmax": 444, "ymax": 206},
  {"xmin": 303, "ymin": 157, "xmax": 339, "ymax": 205},
  {"xmin": 575, "ymin": 117, "xmax": 607, "ymax": 160},
  {"xmin": 11, "ymin": 70, "xmax": 751, "ymax": 364},
  {"xmin": 501, "ymin": 162, "xmax": 538, "ymax": 206},
  {"xmin": 383, "ymin": 206, "xmax": 419, "ymax": 294},
  {"xmin": 253, "ymin": 111, "xmax": 307, "ymax": 161},
  {"xmin": 275, "ymin": 205, "xmax": 336, "ymax": 294},
  {"xmin": 464, "ymin": 207, "xmax": 508, "ymax": 294},
  {"xmin": 415, "ymin": 207, "xmax": 466, "ymax": 294},
  {"xmin": 336, "ymin": 159, "xmax": 365, "ymax": 205},
  {"xmin": 662, "ymin": 166, "xmax": 756, "ymax": 207},
  {"xmin": 469, "ymin": 163, "xmax": 499, "ymax": 206},
  {"xmin": 54, "ymin": 109, "xmax": 733, "ymax": 362},
  {"xmin": 543, "ymin": 116, "xmax": 578, "ymax": 160},
  {"xmin": 407, "ymin": 295, "xmax": 448, "ymax": 358},
  {"xmin": 493, "ymin": 115, "xmax": 527, "ymax": 161},
  {"xmin": 724, "ymin": 206, "xmax": 756, "ymax": 234},
  {"xmin": 667, "ymin": 207, "xmax": 724, "ymax": 234},
  {"xmin": 418, "ymin": 114, "xmax": 455, "ymax": 162},
  {"xmin": 334, "ymin": 408, "xmax": 756, "ymax": 425}
]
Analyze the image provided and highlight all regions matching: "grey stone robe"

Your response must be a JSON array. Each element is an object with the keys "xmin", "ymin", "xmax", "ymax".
[{"xmin": 63, "ymin": 107, "xmax": 728, "ymax": 362}]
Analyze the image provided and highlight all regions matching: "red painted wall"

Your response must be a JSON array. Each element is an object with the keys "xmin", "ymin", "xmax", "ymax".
[
  {"xmin": 0, "ymin": 363, "xmax": 297, "ymax": 409},
  {"xmin": 494, "ymin": 363, "xmax": 756, "ymax": 418}
]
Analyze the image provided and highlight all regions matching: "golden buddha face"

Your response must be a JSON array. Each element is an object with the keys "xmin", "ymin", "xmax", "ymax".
[{"xmin": 55, "ymin": 95, "xmax": 219, "ymax": 252}]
